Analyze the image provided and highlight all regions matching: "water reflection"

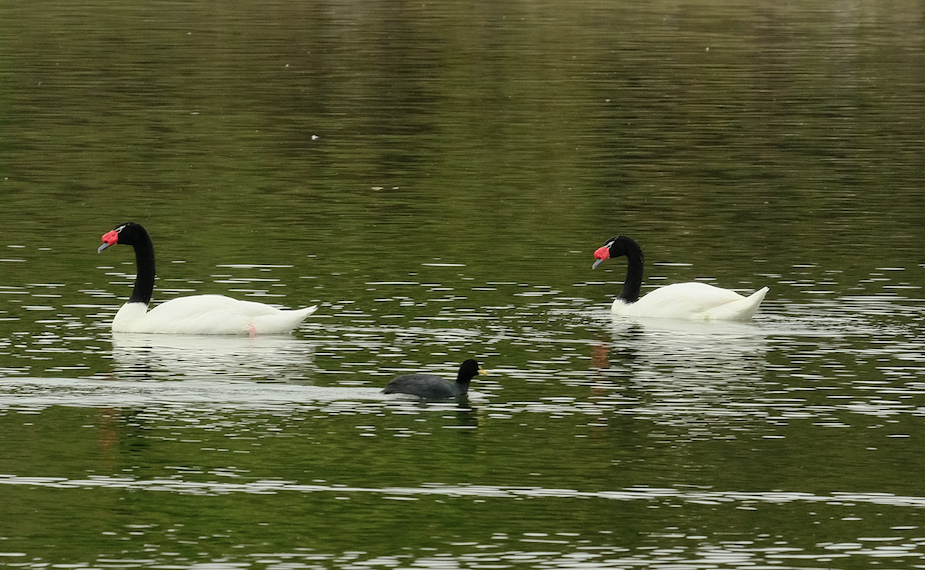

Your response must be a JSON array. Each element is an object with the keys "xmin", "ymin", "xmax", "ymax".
[
  {"xmin": 600, "ymin": 314, "xmax": 769, "ymax": 370},
  {"xmin": 2, "ymin": 473, "xmax": 924, "ymax": 568},
  {"xmin": 110, "ymin": 332, "xmax": 315, "ymax": 382},
  {"xmin": 589, "ymin": 315, "xmax": 769, "ymax": 433},
  {"xmin": 3, "ymin": 0, "xmax": 925, "ymax": 566},
  {"xmin": 6, "ymin": 472, "xmax": 925, "ymax": 507}
]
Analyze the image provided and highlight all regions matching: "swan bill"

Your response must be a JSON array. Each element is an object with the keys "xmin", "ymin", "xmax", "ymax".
[
  {"xmin": 98, "ymin": 229, "xmax": 120, "ymax": 253},
  {"xmin": 592, "ymin": 245, "xmax": 611, "ymax": 269}
]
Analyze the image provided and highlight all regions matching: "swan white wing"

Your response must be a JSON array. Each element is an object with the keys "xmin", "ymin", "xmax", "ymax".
[
  {"xmin": 251, "ymin": 306, "xmax": 318, "ymax": 335},
  {"xmin": 112, "ymin": 295, "xmax": 317, "ymax": 334},
  {"xmin": 613, "ymin": 283, "xmax": 767, "ymax": 321},
  {"xmin": 701, "ymin": 287, "xmax": 768, "ymax": 320}
]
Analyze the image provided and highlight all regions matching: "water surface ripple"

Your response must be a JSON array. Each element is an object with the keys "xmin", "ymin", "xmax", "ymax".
[{"xmin": 3, "ymin": 0, "xmax": 925, "ymax": 567}]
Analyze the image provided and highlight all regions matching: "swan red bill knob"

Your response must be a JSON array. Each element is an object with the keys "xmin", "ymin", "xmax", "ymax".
[
  {"xmin": 592, "ymin": 246, "xmax": 610, "ymax": 269},
  {"xmin": 98, "ymin": 230, "xmax": 120, "ymax": 253}
]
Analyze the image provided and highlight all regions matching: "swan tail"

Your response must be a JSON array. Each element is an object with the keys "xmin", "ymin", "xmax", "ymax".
[
  {"xmin": 705, "ymin": 287, "xmax": 768, "ymax": 320},
  {"xmin": 251, "ymin": 305, "xmax": 318, "ymax": 335}
]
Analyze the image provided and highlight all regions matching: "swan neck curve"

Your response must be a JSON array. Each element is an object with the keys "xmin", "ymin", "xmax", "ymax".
[
  {"xmin": 617, "ymin": 238, "xmax": 644, "ymax": 303},
  {"xmin": 128, "ymin": 230, "xmax": 155, "ymax": 306}
]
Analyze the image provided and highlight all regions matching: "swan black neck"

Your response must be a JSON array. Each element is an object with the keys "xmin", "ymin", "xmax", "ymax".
[
  {"xmin": 611, "ymin": 236, "xmax": 644, "ymax": 303},
  {"xmin": 112, "ymin": 222, "xmax": 156, "ymax": 306},
  {"xmin": 129, "ymin": 234, "xmax": 156, "ymax": 305}
]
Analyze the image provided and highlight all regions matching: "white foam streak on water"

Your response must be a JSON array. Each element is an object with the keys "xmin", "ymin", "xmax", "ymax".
[
  {"xmin": 0, "ymin": 369, "xmax": 922, "ymax": 424},
  {"xmin": 0, "ymin": 377, "xmax": 396, "ymax": 411},
  {"xmin": 1, "ymin": 473, "xmax": 923, "ymax": 510},
  {"xmin": 0, "ymin": 377, "xmax": 507, "ymax": 414}
]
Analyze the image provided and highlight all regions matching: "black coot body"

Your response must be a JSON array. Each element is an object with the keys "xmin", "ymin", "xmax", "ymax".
[{"xmin": 383, "ymin": 359, "xmax": 486, "ymax": 399}]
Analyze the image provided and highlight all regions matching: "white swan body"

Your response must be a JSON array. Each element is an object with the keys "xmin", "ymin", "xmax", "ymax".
[
  {"xmin": 610, "ymin": 282, "xmax": 768, "ymax": 320},
  {"xmin": 112, "ymin": 296, "xmax": 318, "ymax": 335},
  {"xmin": 99, "ymin": 222, "xmax": 317, "ymax": 335},
  {"xmin": 593, "ymin": 235, "xmax": 767, "ymax": 321}
]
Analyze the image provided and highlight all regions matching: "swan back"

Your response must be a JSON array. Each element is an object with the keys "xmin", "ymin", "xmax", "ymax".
[
  {"xmin": 612, "ymin": 283, "xmax": 768, "ymax": 321},
  {"xmin": 112, "ymin": 295, "xmax": 317, "ymax": 335}
]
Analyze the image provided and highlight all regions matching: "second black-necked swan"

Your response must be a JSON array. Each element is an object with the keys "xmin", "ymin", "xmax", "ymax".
[
  {"xmin": 592, "ymin": 235, "xmax": 768, "ymax": 320},
  {"xmin": 98, "ymin": 222, "xmax": 317, "ymax": 335}
]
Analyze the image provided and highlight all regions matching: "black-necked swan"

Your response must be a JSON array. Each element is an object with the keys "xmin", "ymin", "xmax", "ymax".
[
  {"xmin": 592, "ymin": 235, "xmax": 768, "ymax": 320},
  {"xmin": 98, "ymin": 222, "xmax": 317, "ymax": 335},
  {"xmin": 383, "ymin": 359, "xmax": 487, "ymax": 399}
]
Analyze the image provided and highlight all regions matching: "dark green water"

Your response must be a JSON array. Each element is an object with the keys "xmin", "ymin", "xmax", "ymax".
[{"xmin": 2, "ymin": 1, "xmax": 925, "ymax": 568}]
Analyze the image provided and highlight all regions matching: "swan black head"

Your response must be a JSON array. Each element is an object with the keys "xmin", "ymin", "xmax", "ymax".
[
  {"xmin": 592, "ymin": 235, "xmax": 645, "ymax": 303},
  {"xmin": 98, "ymin": 222, "xmax": 151, "ymax": 253},
  {"xmin": 592, "ymin": 235, "xmax": 643, "ymax": 269},
  {"xmin": 98, "ymin": 222, "xmax": 156, "ymax": 305}
]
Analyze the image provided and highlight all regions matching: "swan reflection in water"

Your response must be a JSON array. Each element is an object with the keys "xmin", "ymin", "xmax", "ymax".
[
  {"xmin": 110, "ymin": 332, "xmax": 314, "ymax": 382},
  {"xmin": 600, "ymin": 316, "xmax": 770, "ymax": 371},
  {"xmin": 591, "ymin": 315, "xmax": 771, "ymax": 433}
]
